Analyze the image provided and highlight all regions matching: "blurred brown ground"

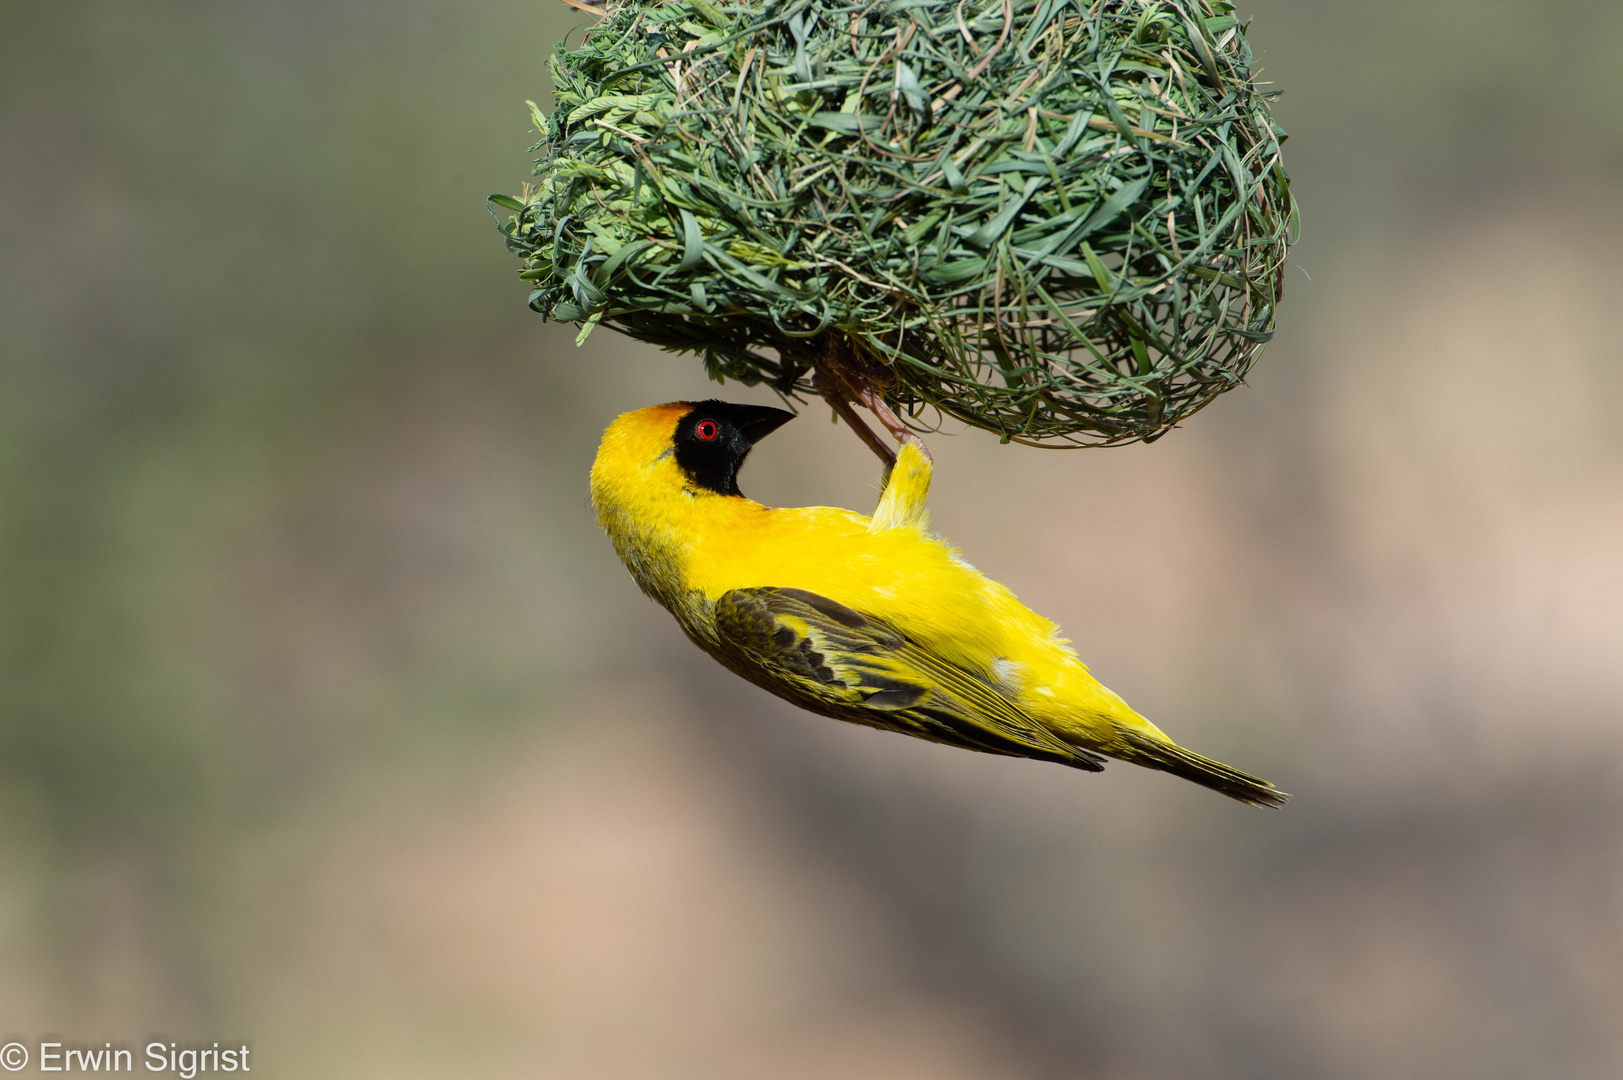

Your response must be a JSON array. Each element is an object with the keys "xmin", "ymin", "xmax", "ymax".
[{"xmin": 2, "ymin": 1, "xmax": 1621, "ymax": 1077}]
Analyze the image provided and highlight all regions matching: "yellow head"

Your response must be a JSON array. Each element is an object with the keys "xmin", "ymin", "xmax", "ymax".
[
  {"xmin": 590, "ymin": 400, "xmax": 795, "ymax": 508},
  {"xmin": 590, "ymin": 401, "xmax": 795, "ymax": 590}
]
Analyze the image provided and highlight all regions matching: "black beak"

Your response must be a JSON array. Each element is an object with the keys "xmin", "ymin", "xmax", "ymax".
[{"xmin": 730, "ymin": 403, "xmax": 796, "ymax": 445}]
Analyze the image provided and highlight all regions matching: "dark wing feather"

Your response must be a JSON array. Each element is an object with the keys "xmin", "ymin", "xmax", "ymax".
[{"xmin": 712, "ymin": 587, "xmax": 1105, "ymax": 771}]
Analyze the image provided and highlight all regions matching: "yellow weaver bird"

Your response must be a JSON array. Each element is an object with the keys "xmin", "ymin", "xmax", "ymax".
[{"xmin": 590, "ymin": 399, "xmax": 1287, "ymax": 807}]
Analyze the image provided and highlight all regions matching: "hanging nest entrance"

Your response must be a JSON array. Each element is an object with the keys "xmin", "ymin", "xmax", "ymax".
[{"xmin": 495, "ymin": 0, "xmax": 1296, "ymax": 446}]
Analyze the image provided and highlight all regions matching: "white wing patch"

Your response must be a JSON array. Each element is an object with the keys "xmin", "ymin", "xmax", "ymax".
[{"xmin": 992, "ymin": 657, "xmax": 1026, "ymax": 693}]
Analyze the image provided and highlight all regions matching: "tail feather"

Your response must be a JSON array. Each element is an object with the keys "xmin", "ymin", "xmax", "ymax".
[{"xmin": 1115, "ymin": 729, "xmax": 1289, "ymax": 808}]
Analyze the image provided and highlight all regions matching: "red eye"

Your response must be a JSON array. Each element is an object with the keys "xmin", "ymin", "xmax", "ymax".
[{"xmin": 695, "ymin": 419, "xmax": 719, "ymax": 441}]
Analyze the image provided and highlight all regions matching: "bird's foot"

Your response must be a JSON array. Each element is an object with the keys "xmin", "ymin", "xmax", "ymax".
[
  {"xmin": 813, "ymin": 363, "xmax": 896, "ymax": 469},
  {"xmin": 853, "ymin": 383, "xmax": 931, "ymax": 464},
  {"xmin": 814, "ymin": 333, "xmax": 930, "ymax": 467}
]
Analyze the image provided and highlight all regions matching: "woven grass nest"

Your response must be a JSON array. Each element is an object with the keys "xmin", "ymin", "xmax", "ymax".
[{"xmin": 495, "ymin": 0, "xmax": 1296, "ymax": 446}]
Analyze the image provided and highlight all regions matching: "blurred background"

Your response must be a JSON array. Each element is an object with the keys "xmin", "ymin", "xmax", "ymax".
[{"xmin": 2, "ymin": 0, "xmax": 1621, "ymax": 1076}]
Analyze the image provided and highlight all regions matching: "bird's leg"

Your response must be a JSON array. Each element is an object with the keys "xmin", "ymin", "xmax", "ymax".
[
  {"xmin": 852, "ymin": 382, "xmax": 932, "ymax": 463},
  {"xmin": 813, "ymin": 333, "xmax": 931, "ymax": 466},
  {"xmin": 813, "ymin": 362, "xmax": 895, "ymax": 470}
]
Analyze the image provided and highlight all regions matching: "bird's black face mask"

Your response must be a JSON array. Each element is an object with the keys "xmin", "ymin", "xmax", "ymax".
[{"xmin": 673, "ymin": 400, "xmax": 795, "ymax": 496}]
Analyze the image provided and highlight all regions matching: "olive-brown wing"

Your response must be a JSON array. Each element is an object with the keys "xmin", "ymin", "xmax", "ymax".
[{"xmin": 712, "ymin": 586, "xmax": 1105, "ymax": 771}]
